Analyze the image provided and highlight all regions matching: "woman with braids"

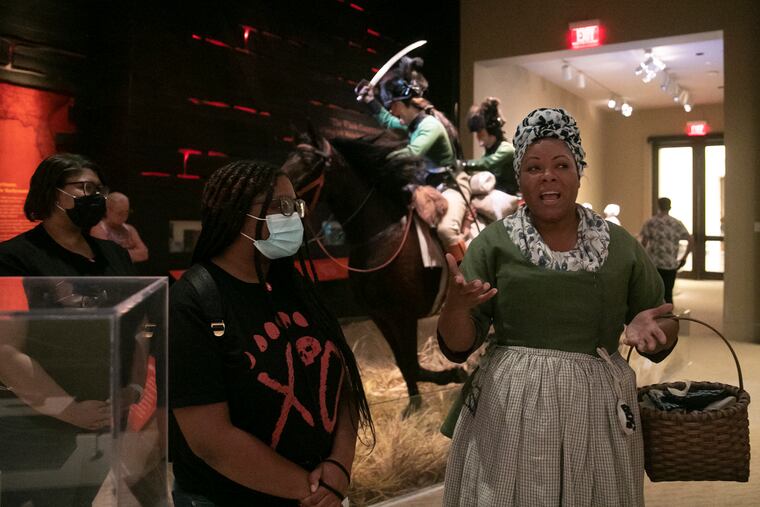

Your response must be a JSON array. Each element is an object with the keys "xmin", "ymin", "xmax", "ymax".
[
  {"xmin": 356, "ymin": 57, "xmax": 473, "ymax": 262},
  {"xmin": 169, "ymin": 161, "xmax": 373, "ymax": 506},
  {"xmin": 464, "ymin": 97, "xmax": 518, "ymax": 196}
]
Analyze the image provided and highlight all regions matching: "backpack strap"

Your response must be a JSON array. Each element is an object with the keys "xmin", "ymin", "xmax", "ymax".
[{"xmin": 184, "ymin": 264, "xmax": 226, "ymax": 338}]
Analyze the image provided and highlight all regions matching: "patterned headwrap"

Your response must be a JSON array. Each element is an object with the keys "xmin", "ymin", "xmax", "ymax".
[{"xmin": 512, "ymin": 108, "xmax": 587, "ymax": 182}]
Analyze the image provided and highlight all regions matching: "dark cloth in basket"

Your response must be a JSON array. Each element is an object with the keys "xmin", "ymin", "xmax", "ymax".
[{"xmin": 642, "ymin": 387, "xmax": 733, "ymax": 411}]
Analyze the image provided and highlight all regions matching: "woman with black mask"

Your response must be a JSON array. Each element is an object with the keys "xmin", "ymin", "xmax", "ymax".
[
  {"xmin": 0, "ymin": 153, "xmax": 135, "ymax": 507},
  {"xmin": 0, "ymin": 153, "xmax": 133, "ymax": 276}
]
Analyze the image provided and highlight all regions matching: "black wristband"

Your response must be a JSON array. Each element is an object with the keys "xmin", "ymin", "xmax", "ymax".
[
  {"xmin": 318, "ymin": 478, "xmax": 346, "ymax": 501},
  {"xmin": 323, "ymin": 458, "xmax": 351, "ymax": 483}
]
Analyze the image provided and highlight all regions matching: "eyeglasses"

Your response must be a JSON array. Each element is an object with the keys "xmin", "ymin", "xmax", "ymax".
[
  {"xmin": 59, "ymin": 181, "xmax": 110, "ymax": 197},
  {"xmin": 253, "ymin": 197, "xmax": 307, "ymax": 218}
]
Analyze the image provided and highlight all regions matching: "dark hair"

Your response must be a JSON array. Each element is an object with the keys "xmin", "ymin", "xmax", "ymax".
[
  {"xmin": 467, "ymin": 97, "xmax": 505, "ymax": 140},
  {"xmin": 24, "ymin": 153, "xmax": 105, "ymax": 221},
  {"xmin": 657, "ymin": 197, "xmax": 671, "ymax": 212},
  {"xmin": 192, "ymin": 160, "xmax": 375, "ymax": 446},
  {"xmin": 192, "ymin": 160, "xmax": 279, "ymax": 263}
]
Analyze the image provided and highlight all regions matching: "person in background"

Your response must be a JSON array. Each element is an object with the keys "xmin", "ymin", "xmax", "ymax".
[
  {"xmin": 464, "ymin": 97, "xmax": 517, "ymax": 196},
  {"xmin": 604, "ymin": 203, "xmax": 622, "ymax": 226},
  {"xmin": 639, "ymin": 197, "xmax": 693, "ymax": 304},
  {"xmin": 0, "ymin": 153, "xmax": 137, "ymax": 507},
  {"xmin": 90, "ymin": 191, "xmax": 149, "ymax": 263},
  {"xmin": 0, "ymin": 154, "xmax": 133, "ymax": 276},
  {"xmin": 169, "ymin": 161, "xmax": 374, "ymax": 506},
  {"xmin": 438, "ymin": 108, "xmax": 678, "ymax": 506}
]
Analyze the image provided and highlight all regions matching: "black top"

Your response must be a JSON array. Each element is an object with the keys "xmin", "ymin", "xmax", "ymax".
[
  {"xmin": 169, "ymin": 261, "xmax": 343, "ymax": 506},
  {"xmin": 0, "ymin": 223, "xmax": 136, "ymax": 475},
  {"xmin": 0, "ymin": 223, "xmax": 135, "ymax": 277}
]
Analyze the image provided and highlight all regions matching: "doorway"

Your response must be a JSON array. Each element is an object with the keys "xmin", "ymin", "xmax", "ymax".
[{"xmin": 650, "ymin": 134, "xmax": 725, "ymax": 279}]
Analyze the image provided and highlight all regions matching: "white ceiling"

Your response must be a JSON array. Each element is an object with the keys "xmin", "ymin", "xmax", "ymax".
[{"xmin": 481, "ymin": 31, "xmax": 724, "ymax": 110}]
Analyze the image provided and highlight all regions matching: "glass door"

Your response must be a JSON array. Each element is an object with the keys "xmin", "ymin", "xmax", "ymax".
[{"xmin": 651, "ymin": 135, "xmax": 724, "ymax": 279}]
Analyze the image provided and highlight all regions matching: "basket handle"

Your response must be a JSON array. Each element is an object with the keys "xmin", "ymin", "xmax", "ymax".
[{"xmin": 625, "ymin": 315, "xmax": 744, "ymax": 392}]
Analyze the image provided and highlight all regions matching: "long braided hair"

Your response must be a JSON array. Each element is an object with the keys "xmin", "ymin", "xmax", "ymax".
[{"xmin": 192, "ymin": 160, "xmax": 375, "ymax": 446}]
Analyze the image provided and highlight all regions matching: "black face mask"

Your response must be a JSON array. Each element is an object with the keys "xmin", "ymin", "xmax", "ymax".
[{"xmin": 61, "ymin": 194, "xmax": 107, "ymax": 229}]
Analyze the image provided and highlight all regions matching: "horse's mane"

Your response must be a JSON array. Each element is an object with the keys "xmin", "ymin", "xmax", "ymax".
[{"xmin": 330, "ymin": 131, "xmax": 423, "ymax": 208}]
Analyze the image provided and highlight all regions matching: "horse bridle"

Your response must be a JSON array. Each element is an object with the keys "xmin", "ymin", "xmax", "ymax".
[
  {"xmin": 294, "ymin": 142, "xmax": 414, "ymax": 273},
  {"xmin": 295, "ymin": 143, "xmax": 329, "ymax": 213},
  {"xmin": 296, "ymin": 142, "xmax": 375, "ymax": 230}
]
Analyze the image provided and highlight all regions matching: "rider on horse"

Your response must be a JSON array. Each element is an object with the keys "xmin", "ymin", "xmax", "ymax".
[
  {"xmin": 464, "ymin": 97, "xmax": 518, "ymax": 196},
  {"xmin": 356, "ymin": 57, "xmax": 473, "ymax": 263}
]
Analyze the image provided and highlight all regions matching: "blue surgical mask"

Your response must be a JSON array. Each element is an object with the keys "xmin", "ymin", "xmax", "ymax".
[{"xmin": 240, "ymin": 213, "xmax": 304, "ymax": 259}]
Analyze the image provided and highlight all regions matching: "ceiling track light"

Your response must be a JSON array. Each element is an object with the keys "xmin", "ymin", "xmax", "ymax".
[
  {"xmin": 636, "ymin": 49, "xmax": 667, "ymax": 84},
  {"xmin": 559, "ymin": 62, "xmax": 628, "ymax": 118},
  {"xmin": 660, "ymin": 73, "xmax": 671, "ymax": 91},
  {"xmin": 562, "ymin": 63, "xmax": 573, "ymax": 81}
]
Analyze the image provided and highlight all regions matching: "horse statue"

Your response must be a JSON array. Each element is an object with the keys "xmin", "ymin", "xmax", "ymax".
[{"xmin": 282, "ymin": 130, "xmax": 467, "ymax": 416}]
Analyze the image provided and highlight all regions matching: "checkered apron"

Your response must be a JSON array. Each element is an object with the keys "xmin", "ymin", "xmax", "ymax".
[{"xmin": 443, "ymin": 346, "xmax": 644, "ymax": 506}]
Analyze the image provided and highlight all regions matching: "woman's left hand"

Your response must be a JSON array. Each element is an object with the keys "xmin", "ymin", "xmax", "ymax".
[
  {"xmin": 299, "ymin": 463, "xmax": 347, "ymax": 507},
  {"xmin": 623, "ymin": 303, "xmax": 674, "ymax": 353}
]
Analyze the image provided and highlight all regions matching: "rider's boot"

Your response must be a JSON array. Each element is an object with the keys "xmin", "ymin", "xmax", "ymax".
[{"xmin": 445, "ymin": 240, "xmax": 467, "ymax": 264}]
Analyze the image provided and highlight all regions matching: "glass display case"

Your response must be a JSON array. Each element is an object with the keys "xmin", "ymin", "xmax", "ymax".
[{"xmin": 0, "ymin": 277, "xmax": 168, "ymax": 507}]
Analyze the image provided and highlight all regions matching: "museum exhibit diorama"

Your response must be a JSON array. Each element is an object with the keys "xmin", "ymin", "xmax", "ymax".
[{"xmin": 1, "ymin": 0, "xmax": 758, "ymax": 505}]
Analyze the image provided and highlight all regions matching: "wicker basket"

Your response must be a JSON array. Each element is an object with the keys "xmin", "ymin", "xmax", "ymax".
[{"xmin": 627, "ymin": 316, "xmax": 751, "ymax": 482}]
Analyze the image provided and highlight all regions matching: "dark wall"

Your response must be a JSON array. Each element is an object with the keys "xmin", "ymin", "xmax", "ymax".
[{"xmin": 0, "ymin": 1, "xmax": 460, "ymax": 300}]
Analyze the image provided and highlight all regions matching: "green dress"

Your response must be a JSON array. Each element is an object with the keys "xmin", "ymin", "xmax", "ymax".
[{"xmin": 442, "ymin": 220, "xmax": 664, "ymax": 507}]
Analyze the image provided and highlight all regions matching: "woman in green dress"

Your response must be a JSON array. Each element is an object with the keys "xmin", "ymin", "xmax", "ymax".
[{"xmin": 438, "ymin": 108, "xmax": 678, "ymax": 506}]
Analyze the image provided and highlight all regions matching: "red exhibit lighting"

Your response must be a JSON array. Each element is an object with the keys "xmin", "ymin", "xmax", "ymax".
[
  {"xmin": 686, "ymin": 121, "xmax": 710, "ymax": 136},
  {"xmin": 569, "ymin": 20, "xmax": 603, "ymax": 50},
  {"xmin": 233, "ymin": 105, "xmax": 257, "ymax": 114}
]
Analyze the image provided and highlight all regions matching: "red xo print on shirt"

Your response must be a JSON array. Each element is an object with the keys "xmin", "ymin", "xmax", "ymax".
[{"xmin": 246, "ymin": 310, "xmax": 345, "ymax": 448}]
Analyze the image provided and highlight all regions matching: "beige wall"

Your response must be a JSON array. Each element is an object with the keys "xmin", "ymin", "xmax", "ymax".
[
  {"xmin": 603, "ymin": 103, "xmax": 725, "ymax": 234},
  {"xmin": 461, "ymin": 0, "xmax": 760, "ymax": 341},
  {"xmin": 471, "ymin": 64, "xmax": 604, "ymax": 207}
]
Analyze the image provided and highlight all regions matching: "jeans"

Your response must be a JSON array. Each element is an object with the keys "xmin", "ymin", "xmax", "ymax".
[{"xmin": 657, "ymin": 268, "xmax": 677, "ymax": 303}]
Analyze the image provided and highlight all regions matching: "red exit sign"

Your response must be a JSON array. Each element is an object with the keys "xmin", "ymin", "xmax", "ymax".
[
  {"xmin": 569, "ymin": 20, "xmax": 603, "ymax": 50},
  {"xmin": 686, "ymin": 121, "xmax": 710, "ymax": 136}
]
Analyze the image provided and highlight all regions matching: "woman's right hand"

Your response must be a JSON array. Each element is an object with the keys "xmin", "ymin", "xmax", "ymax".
[
  {"xmin": 59, "ymin": 399, "xmax": 111, "ymax": 430},
  {"xmin": 444, "ymin": 253, "xmax": 498, "ymax": 311},
  {"xmin": 299, "ymin": 463, "xmax": 346, "ymax": 506}
]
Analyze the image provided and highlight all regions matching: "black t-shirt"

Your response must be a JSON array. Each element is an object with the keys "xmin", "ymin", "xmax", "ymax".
[
  {"xmin": 0, "ymin": 223, "xmax": 135, "ymax": 277},
  {"xmin": 169, "ymin": 261, "xmax": 344, "ymax": 506}
]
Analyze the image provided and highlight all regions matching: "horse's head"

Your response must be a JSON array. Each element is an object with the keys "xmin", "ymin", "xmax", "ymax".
[{"xmin": 281, "ymin": 132, "xmax": 335, "ymax": 210}]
